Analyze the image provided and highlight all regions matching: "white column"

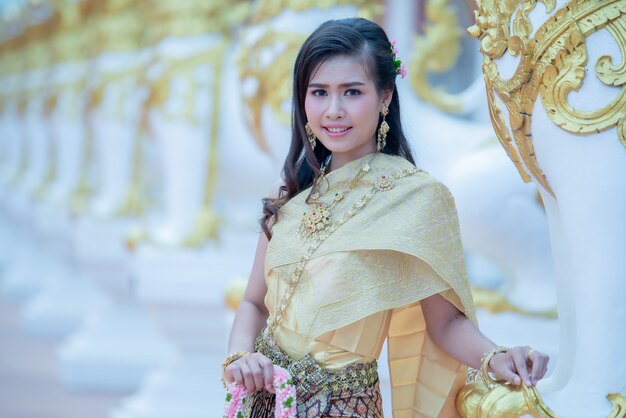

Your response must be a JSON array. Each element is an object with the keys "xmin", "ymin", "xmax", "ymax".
[
  {"xmin": 1, "ymin": 69, "xmax": 50, "ymax": 303},
  {"xmin": 58, "ymin": 49, "xmax": 175, "ymax": 391},
  {"xmin": 19, "ymin": 59, "xmax": 112, "ymax": 339},
  {"xmin": 111, "ymin": 33, "xmax": 275, "ymax": 417}
]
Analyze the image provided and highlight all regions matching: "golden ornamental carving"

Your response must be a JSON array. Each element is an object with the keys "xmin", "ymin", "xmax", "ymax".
[
  {"xmin": 50, "ymin": 0, "xmax": 88, "ymax": 63},
  {"xmin": 70, "ymin": 125, "xmax": 94, "ymax": 214},
  {"xmin": 237, "ymin": 30, "xmax": 306, "ymax": 153},
  {"xmin": 184, "ymin": 41, "xmax": 228, "ymax": 246},
  {"xmin": 471, "ymin": 287, "xmax": 557, "ymax": 319},
  {"xmin": 409, "ymin": 0, "xmax": 464, "ymax": 113},
  {"xmin": 250, "ymin": 0, "xmax": 383, "ymax": 23},
  {"xmin": 91, "ymin": 0, "xmax": 144, "ymax": 54},
  {"xmin": 143, "ymin": 0, "xmax": 249, "ymax": 44},
  {"xmin": 456, "ymin": 381, "xmax": 558, "ymax": 417},
  {"xmin": 457, "ymin": 383, "xmax": 626, "ymax": 418},
  {"xmin": 608, "ymin": 393, "xmax": 626, "ymax": 418},
  {"xmin": 138, "ymin": 39, "xmax": 226, "ymax": 246},
  {"xmin": 469, "ymin": 0, "xmax": 626, "ymax": 196}
]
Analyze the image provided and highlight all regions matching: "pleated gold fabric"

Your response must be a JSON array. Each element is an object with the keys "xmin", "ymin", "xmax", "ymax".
[{"xmin": 264, "ymin": 153, "xmax": 476, "ymax": 417}]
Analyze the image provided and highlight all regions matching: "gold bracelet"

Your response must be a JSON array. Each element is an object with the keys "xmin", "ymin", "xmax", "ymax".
[
  {"xmin": 480, "ymin": 346, "xmax": 509, "ymax": 387},
  {"xmin": 221, "ymin": 351, "xmax": 250, "ymax": 388}
]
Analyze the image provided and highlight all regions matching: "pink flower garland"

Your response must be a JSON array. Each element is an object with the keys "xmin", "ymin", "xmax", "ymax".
[
  {"xmin": 224, "ymin": 366, "xmax": 296, "ymax": 418},
  {"xmin": 390, "ymin": 39, "xmax": 407, "ymax": 78}
]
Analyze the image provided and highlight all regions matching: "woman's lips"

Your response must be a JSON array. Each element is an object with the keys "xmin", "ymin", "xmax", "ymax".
[{"xmin": 323, "ymin": 126, "xmax": 352, "ymax": 137}]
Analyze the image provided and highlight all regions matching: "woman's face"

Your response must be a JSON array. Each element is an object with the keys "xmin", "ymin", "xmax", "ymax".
[{"xmin": 304, "ymin": 55, "xmax": 391, "ymax": 166}]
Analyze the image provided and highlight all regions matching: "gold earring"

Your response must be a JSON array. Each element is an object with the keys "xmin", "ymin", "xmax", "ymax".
[
  {"xmin": 377, "ymin": 104, "xmax": 389, "ymax": 152},
  {"xmin": 305, "ymin": 123, "xmax": 316, "ymax": 150}
]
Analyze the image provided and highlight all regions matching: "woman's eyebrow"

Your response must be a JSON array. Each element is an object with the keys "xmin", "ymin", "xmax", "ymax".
[{"xmin": 308, "ymin": 81, "xmax": 366, "ymax": 88}]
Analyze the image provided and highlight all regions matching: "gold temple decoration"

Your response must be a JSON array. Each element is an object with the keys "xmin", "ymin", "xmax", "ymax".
[
  {"xmin": 138, "ymin": 0, "xmax": 249, "ymax": 246},
  {"xmin": 457, "ymin": 384, "xmax": 626, "ymax": 418},
  {"xmin": 249, "ymin": 0, "xmax": 383, "ymax": 23},
  {"xmin": 14, "ymin": 2, "xmax": 57, "ymax": 196},
  {"xmin": 237, "ymin": 30, "xmax": 306, "ymax": 153},
  {"xmin": 471, "ymin": 287, "xmax": 557, "ymax": 319},
  {"xmin": 87, "ymin": 0, "xmax": 148, "ymax": 217},
  {"xmin": 409, "ymin": 0, "xmax": 464, "ymax": 113},
  {"xmin": 608, "ymin": 393, "xmax": 626, "ymax": 418},
  {"xmin": 143, "ymin": 0, "xmax": 249, "ymax": 44},
  {"xmin": 92, "ymin": 0, "xmax": 143, "ymax": 55},
  {"xmin": 456, "ymin": 381, "xmax": 558, "ymax": 418},
  {"xmin": 224, "ymin": 278, "xmax": 248, "ymax": 311},
  {"xmin": 181, "ymin": 41, "xmax": 228, "ymax": 247},
  {"xmin": 238, "ymin": 0, "xmax": 383, "ymax": 153},
  {"xmin": 50, "ymin": 0, "xmax": 87, "ymax": 64},
  {"xmin": 468, "ymin": 0, "xmax": 626, "ymax": 196}
]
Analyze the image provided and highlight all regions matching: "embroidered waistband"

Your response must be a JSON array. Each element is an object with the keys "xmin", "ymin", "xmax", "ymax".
[{"xmin": 254, "ymin": 328, "xmax": 379, "ymax": 401}]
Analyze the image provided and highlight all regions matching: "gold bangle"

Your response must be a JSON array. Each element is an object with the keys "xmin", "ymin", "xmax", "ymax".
[
  {"xmin": 221, "ymin": 351, "xmax": 250, "ymax": 388},
  {"xmin": 480, "ymin": 346, "xmax": 509, "ymax": 387}
]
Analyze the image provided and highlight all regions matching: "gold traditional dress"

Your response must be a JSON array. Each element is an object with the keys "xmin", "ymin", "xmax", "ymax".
[{"xmin": 254, "ymin": 153, "xmax": 476, "ymax": 417}]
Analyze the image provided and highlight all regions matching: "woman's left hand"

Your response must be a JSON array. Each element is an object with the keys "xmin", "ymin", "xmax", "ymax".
[{"xmin": 488, "ymin": 346, "xmax": 550, "ymax": 387}]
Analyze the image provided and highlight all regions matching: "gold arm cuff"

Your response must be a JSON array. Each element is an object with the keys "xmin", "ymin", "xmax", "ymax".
[
  {"xmin": 221, "ymin": 351, "xmax": 250, "ymax": 388},
  {"xmin": 481, "ymin": 346, "xmax": 510, "ymax": 387}
]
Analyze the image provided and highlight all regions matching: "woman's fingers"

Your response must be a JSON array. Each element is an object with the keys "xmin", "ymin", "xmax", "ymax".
[
  {"xmin": 226, "ymin": 353, "xmax": 276, "ymax": 393},
  {"xmin": 511, "ymin": 347, "xmax": 532, "ymax": 386},
  {"xmin": 238, "ymin": 361, "xmax": 257, "ymax": 392},
  {"xmin": 226, "ymin": 363, "xmax": 244, "ymax": 386},
  {"xmin": 490, "ymin": 347, "xmax": 550, "ymax": 387},
  {"xmin": 259, "ymin": 357, "xmax": 275, "ymax": 393},
  {"xmin": 491, "ymin": 354, "xmax": 521, "ymax": 385},
  {"xmin": 529, "ymin": 350, "xmax": 550, "ymax": 385},
  {"xmin": 246, "ymin": 357, "xmax": 265, "ymax": 391}
]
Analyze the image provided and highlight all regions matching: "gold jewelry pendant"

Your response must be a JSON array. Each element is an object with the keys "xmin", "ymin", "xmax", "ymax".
[
  {"xmin": 299, "ymin": 202, "xmax": 331, "ymax": 238},
  {"xmin": 375, "ymin": 174, "xmax": 395, "ymax": 191}
]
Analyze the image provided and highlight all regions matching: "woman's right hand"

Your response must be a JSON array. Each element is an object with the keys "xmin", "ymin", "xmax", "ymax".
[{"xmin": 224, "ymin": 352, "xmax": 276, "ymax": 393}]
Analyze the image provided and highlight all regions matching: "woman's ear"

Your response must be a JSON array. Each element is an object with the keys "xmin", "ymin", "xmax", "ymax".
[{"xmin": 381, "ymin": 89, "xmax": 393, "ymax": 110}]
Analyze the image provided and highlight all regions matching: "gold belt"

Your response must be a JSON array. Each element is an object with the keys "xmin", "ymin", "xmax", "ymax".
[{"xmin": 254, "ymin": 328, "xmax": 379, "ymax": 402}]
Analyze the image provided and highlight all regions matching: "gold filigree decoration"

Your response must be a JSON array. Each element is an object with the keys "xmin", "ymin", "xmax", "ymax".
[
  {"xmin": 469, "ymin": 0, "xmax": 626, "ymax": 196},
  {"xmin": 139, "ymin": 41, "xmax": 227, "ymax": 246},
  {"xmin": 143, "ymin": 0, "xmax": 249, "ymax": 45},
  {"xmin": 182, "ymin": 42, "xmax": 228, "ymax": 247},
  {"xmin": 250, "ymin": 0, "xmax": 383, "ymax": 23},
  {"xmin": 409, "ymin": 0, "xmax": 464, "ymax": 113},
  {"xmin": 237, "ymin": 30, "xmax": 306, "ymax": 153},
  {"xmin": 608, "ymin": 393, "xmax": 626, "ymax": 418},
  {"xmin": 456, "ymin": 391, "xmax": 626, "ymax": 418},
  {"xmin": 457, "ymin": 380, "xmax": 559, "ymax": 417},
  {"xmin": 471, "ymin": 287, "xmax": 557, "ymax": 319}
]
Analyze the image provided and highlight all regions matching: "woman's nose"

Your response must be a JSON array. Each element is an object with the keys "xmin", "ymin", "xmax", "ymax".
[{"xmin": 325, "ymin": 95, "xmax": 344, "ymax": 119}]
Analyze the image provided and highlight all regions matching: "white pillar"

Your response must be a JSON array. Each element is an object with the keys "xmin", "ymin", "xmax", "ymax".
[
  {"xmin": 58, "ymin": 46, "xmax": 175, "ymax": 391},
  {"xmin": 19, "ymin": 60, "xmax": 111, "ymax": 339}
]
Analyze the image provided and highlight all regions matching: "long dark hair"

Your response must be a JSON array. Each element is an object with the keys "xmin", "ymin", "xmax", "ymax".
[{"xmin": 261, "ymin": 17, "xmax": 415, "ymax": 238}]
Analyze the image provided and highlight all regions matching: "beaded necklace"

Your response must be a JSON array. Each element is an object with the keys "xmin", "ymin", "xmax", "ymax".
[
  {"xmin": 269, "ymin": 154, "xmax": 421, "ymax": 337},
  {"xmin": 297, "ymin": 153, "xmax": 375, "ymax": 241}
]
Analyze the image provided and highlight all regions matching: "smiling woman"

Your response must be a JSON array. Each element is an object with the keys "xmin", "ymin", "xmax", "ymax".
[
  {"xmin": 305, "ymin": 56, "xmax": 388, "ymax": 169},
  {"xmin": 222, "ymin": 17, "xmax": 550, "ymax": 418}
]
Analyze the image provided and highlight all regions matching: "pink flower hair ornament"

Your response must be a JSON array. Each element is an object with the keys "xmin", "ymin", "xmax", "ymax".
[
  {"xmin": 224, "ymin": 366, "xmax": 296, "ymax": 418},
  {"xmin": 390, "ymin": 39, "xmax": 407, "ymax": 78}
]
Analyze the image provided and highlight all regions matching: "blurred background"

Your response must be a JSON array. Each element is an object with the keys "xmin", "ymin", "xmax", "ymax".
[{"xmin": 0, "ymin": 0, "xmax": 560, "ymax": 417}]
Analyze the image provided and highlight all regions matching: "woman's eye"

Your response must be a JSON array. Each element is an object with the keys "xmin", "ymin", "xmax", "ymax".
[
  {"xmin": 345, "ymin": 88, "xmax": 361, "ymax": 96},
  {"xmin": 311, "ymin": 89, "xmax": 327, "ymax": 97}
]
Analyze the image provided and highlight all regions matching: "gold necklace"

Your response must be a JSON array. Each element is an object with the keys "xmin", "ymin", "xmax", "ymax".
[
  {"xmin": 297, "ymin": 153, "xmax": 376, "ymax": 241},
  {"xmin": 268, "ymin": 161, "xmax": 421, "ymax": 337}
]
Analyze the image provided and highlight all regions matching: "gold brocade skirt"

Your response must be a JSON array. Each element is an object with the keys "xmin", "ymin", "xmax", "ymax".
[{"xmin": 246, "ymin": 329, "xmax": 384, "ymax": 418}]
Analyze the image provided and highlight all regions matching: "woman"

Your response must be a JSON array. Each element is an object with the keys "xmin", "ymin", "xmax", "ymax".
[{"xmin": 223, "ymin": 18, "xmax": 549, "ymax": 417}]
